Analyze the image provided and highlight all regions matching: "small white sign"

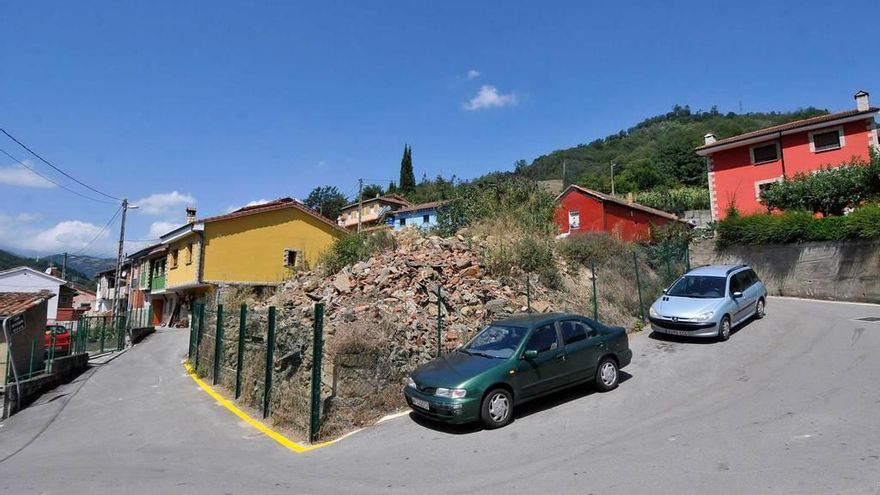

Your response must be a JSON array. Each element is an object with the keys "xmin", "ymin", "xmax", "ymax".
[
  {"xmin": 568, "ymin": 210, "xmax": 580, "ymax": 231},
  {"xmin": 7, "ymin": 314, "xmax": 26, "ymax": 336}
]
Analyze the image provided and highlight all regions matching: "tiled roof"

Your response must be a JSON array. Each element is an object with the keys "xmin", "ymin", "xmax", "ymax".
[
  {"xmin": 198, "ymin": 197, "xmax": 348, "ymax": 235},
  {"xmin": 0, "ymin": 291, "xmax": 54, "ymax": 317},
  {"xmin": 392, "ymin": 200, "xmax": 450, "ymax": 215},
  {"xmin": 341, "ymin": 194, "xmax": 412, "ymax": 210},
  {"xmin": 560, "ymin": 185, "xmax": 683, "ymax": 222},
  {"xmin": 696, "ymin": 108, "xmax": 879, "ymax": 152}
]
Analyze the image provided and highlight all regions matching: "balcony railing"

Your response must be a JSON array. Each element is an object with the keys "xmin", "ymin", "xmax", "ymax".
[{"xmin": 151, "ymin": 275, "xmax": 166, "ymax": 291}]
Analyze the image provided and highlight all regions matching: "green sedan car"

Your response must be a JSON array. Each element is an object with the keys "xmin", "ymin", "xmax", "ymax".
[{"xmin": 404, "ymin": 313, "xmax": 632, "ymax": 429}]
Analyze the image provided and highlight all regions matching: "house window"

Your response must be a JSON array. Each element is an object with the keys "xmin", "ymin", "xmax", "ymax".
[
  {"xmin": 284, "ymin": 249, "xmax": 301, "ymax": 268},
  {"xmin": 755, "ymin": 177, "xmax": 783, "ymax": 200},
  {"xmin": 809, "ymin": 127, "xmax": 844, "ymax": 152},
  {"xmin": 185, "ymin": 243, "xmax": 193, "ymax": 265},
  {"xmin": 399, "ymin": 218, "xmax": 406, "ymax": 226},
  {"xmin": 422, "ymin": 215, "xmax": 430, "ymax": 224},
  {"xmin": 170, "ymin": 249, "xmax": 179, "ymax": 269},
  {"xmin": 568, "ymin": 210, "xmax": 580, "ymax": 230},
  {"xmin": 750, "ymin": 142, "xmax": 780, "ymax": 164}
]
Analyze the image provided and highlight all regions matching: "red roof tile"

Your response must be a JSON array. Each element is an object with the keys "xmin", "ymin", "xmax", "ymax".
[
  {"xmin": 393, "ymin": 200, "xmax": 450, "ymax": 214},
  {"xmin": 696, "ymin": 108, "xmax": 879, "ymax": 152},
  {"xmin": 197, "ymin": 197, "xmax": 348, "ymax": 235},
  {"xmin": 0, "ymin": 291, "xmax": 54, "ymax": 317}
]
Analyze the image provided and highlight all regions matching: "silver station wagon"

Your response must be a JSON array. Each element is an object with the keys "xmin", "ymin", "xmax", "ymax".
[{"xmin": 649, "ymin": 264, "xmax": 767, "ymax": 341}]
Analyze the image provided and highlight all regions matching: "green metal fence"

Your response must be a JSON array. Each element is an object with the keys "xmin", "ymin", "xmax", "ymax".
[{"xmin": 76, "ymin": 315, "xmax": 126, "ymax": 355}]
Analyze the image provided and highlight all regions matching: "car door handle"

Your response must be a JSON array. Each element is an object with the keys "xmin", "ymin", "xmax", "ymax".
[{"xmin": 555, "ymin": 354, "xmax": 566, "ymax": 361}]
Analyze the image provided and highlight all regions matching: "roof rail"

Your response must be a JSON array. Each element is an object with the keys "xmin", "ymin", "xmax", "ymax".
[{"xmin": 725, "ymin": 264, "xmax": 747, "ymax": 275}]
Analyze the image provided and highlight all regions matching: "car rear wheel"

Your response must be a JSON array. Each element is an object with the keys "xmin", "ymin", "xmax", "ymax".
[
  {"xmin": 480, "ymin": 388, "xmax": 513, "ymax": 429},
  {"xmin": 755, "ymin": 298, "xmax": 766, "ymax": 319},
  {"xmin": 717, "ymin": 316, "xmax": 731, "ymax": 342},
  {"xmin": 595, "ymin": 357, "xmax": 619, "ymax": 392}
]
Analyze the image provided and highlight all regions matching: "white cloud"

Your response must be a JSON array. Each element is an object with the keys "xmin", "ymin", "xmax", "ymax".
[
  {"xmin": 225, "ymin": 199, "xmax": 270, "ymax": 213},
  {"xmin": 0, "ymin": 163, "xmax": 56, "ymax": 188},
  {"xmin": 134, "ymin": 191, "xmax": 196, "ymax": 216},
  {"xmin": 28, "ymin": 220, "xmax": 110, "ymax": 253},
  {"xmin": 463, "ymin": 85, "xmax": 517, "ymax": 111},
  {"xmin": 149, "ymin": 221, "xmax": 180, "ymax": 239},
  {"xmin": 466, "ymin": 69, "xmax": 481, "ymax": 79}
]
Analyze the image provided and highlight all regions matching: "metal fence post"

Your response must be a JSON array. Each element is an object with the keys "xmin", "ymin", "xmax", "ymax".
[
  {"xmin": 665, "ymin": 249, "xmax": 672, "ymax": 285},
  {"xmin": 195, "ymin": 303, "xmax": 206, "ymax": 372},
  {"xmin": 310, "ymin": 302, "xmax": 324, "ymax": 443},
  {"xmin": 117, "ymin": 316, "xmax": 125, "ymax": 350},
  {"xmin": 99, "ymin": 320, "xmax": 106, "ymax": 354},
  {"xmin": 28, "ymin": 339, "xmax": 35, "ymax": 379},
  {"xmin": 633, "ymin": 251, "xmax": 646, "ymax": 322},
  {"xmin": 436, "ymin": 285, "xmax": 443, "ymax": 357},
  {"xmin": 591, "ymin": 260, "xmax": 599, "ymax": 322},
  {"xmin": 263, "ymin": 306, "xmax": 276, "ymax": 419},
  {"xmin": 48, "ymin": 331, "xmax": 56, "ymax": 373},
  {"xmin": 526, "ymin": 275, "xmax": 532, "ymax": 313},
  {"xmin": 235, "ymin": 303, "xmax": 246, "ymax": 400},
  {"xmin": 685, "ymin": 242, "xmax": 691, "ymax": 272},
  {"xmin": 213, "ymin": 304, "xmax": 224, "ymax": 385},
  {"xmin": 188, "ymin": 306, "xmax": 196, "ymax": 360}
]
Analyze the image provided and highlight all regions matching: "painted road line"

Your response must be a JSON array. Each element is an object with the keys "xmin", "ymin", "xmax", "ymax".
[
  {"xmin": 182, "ymin": 361, "xmax": 335, "ymax": 454},
  {"xmin": 772, "ymin": 296, "xmax": 880, "ymax": 308}
]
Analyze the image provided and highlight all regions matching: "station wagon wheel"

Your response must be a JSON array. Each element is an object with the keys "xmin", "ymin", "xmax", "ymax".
[
  {"xmin": 595, "ymin": 357, "xmax": 619, "ymax": 392},
  {"xmin": 480, "ymin": 388, "xmax": 513, "ymax": 429},
  {"xmin": 718, "ymin": 316, "xmax": 731, "ymax": 342},
  {"xmin": 755, "ymin": 298, "xmax": 766, "ymax": 319}
]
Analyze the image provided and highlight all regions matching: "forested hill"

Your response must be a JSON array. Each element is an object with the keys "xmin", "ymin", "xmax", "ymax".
[
  {"xmin": 0, "ymin": 249, "xmax": 98, "ymax": 289},
  {"xmin": 516, "ymin": 106, "xmax": 828, "ymax": 193}
]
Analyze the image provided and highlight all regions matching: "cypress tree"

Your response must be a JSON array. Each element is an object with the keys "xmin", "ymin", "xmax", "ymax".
[{"xmin": 399, "ymin": 145, "xmax": 415, "ymax": 194}]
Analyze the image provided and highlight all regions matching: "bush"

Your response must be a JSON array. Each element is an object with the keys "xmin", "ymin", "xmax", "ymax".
[
  {"xmin": 320, "ymin": 231, "xmax": 395, "ymax": 275},
  {"xmin": 760, "ymin": 152, "xmax": 880, "ymax": 216},
  {"xmin": 633, "ymin": 187, "xmax": 710, "ymax": 215},
  {"xmin": 558, "ymin": 232, "xmax": 626, "ymax": 266},
  {"xmin": 716, "ymin": 203, "xmax": 880, "ymax": 247}
]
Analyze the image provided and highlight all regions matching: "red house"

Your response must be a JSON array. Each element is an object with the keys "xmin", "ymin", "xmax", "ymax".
[
  {"xmin": 696, "ymin": 91, "xmax": 879, "ymax": 220},
  {"xmin": 554, "ymin": 185, "xmax": 682, "ymax": 242}
]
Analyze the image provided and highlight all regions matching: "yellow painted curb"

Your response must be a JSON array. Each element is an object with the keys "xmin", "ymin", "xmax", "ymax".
[{"xmin": 183, "ymin": 361, "xmax": 336, "ymax": 454}]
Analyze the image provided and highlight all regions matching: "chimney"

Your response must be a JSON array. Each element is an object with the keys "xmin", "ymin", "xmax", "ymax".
[
  {"xmin": 704, "ymin": 133, "xmax": 717, "ymax": 145},
  {"xmin": 855, "ymin": 90, "xmax": 870, "ymax": 112},
  {"xmin": 186, "ymin": 207, "xmax": 197, "ymax": 224}
]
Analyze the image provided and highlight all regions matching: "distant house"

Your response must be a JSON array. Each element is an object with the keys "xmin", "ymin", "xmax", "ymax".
[
  {"xmin": 696, "ymin": 90, "xmax": 879, "ymax": 220},
  {"xmin": 386, "ymin": 200, "xmax": 449, "ymax": 231},
  {"xmin": 554, "ymin": 185, "xmax": 683, "ymax": 242},
  {"xmin": 70, "ymin": 284, "xmax": 96, "ymax": 312},
  {"xmin": 336, "ymin": 194, "xmax": 412, "ymax": 230},
  {"xmin": 126, "ymin": 243, "xmax": 167, "ymax": 327},
  {"xmin": 156, "ymin": 198, "xmax": 346, "ymax": 324},
  {"xmin": 0, "ymin": 267, "xmax": 75, "ymax": 324},
  {"xmin": 1, "ymin": 291, "xmax": 53, "ymax": 390}
]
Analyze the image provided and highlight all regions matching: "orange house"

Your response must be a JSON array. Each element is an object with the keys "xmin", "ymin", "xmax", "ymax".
[{"xmin": 696, "ymin": 91, "xmax": 879, "ymax": 220}]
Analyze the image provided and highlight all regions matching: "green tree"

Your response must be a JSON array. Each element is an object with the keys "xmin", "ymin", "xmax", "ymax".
[
  {"xmin": 304, "ymin": 185, "xmax": 348, "ymax": 220},
  {"xmin": 399, "ymin": 145, "xmax": 416, "ymax": 194},
  {"xmin": 361, "ymin": 184, "xmax": 384, "ymax": 199}
]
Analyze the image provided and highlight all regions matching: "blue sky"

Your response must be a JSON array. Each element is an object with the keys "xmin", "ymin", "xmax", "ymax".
[{"xmin": 0, "ymin": 0, "xmax": 876, "ymax": 257}]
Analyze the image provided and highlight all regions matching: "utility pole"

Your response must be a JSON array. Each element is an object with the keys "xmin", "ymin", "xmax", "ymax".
[
  {"xmin": 111, "ymin": 199, "xmax": 132, "ymax": 319},
  {"xmin": 357, "ymin": 178, "xmax": 363, "ymax": 234},
  {"xmin": 611, "ymin": 162, "xmax": 616, "ymax": 196},
  {"xmin": 61, "ymin": 252, "xmax": 67, "ymax": 280}
]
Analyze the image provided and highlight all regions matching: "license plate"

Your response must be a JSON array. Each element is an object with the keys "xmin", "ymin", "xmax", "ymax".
[{"xmin": 411, "ymin": 397, "xmax": 430, "ymax": 410}]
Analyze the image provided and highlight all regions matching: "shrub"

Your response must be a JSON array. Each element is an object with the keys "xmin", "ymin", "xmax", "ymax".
[
  {"xmin": 634, "ymin": 186, "xmax": 710, "ymax": 215},
  {"xmin": 557, "ymin": 232, "xmax": 626, "ymax": 266},
  {"xmin": 716, "ymin": 203, "xmax": 880, "ymax": 247},
  {"xmin": 320, "ymin": 231, "xmax": 395, "ymax": 275}
]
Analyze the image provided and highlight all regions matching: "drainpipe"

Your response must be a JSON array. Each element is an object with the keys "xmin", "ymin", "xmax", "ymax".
[{"xmin": 778, "ymin": 132, "xmax": 787, "ymax": 178}]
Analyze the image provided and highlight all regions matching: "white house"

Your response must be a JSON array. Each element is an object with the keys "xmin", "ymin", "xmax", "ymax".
[{"xmin": 0, "ymin": 267, "xmax": 70, "ymax": 323}]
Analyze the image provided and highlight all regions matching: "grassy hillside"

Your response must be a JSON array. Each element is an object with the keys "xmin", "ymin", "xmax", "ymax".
[
  {"xmin": 0, "ymin": 249, "xmax": 98, "ymax": 289},
  {"xmin": 517, "ymin": 105, "xmax": 829, "ymax": 194}
]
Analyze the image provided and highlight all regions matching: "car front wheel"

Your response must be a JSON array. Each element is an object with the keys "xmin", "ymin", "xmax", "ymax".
[
  {"xmin": 755, "ymin": 298, "xmax": 766, "ymax": 319},
  {"xmin": 480, "ymin": 388, "xmax": 513, "ymax": 429},
  {"xmin": 717, "ymin": 316, "xmax": 731, "ymax": 342},
  {"xmin": 595, "ymin": 357, "xmax": 619, "ymax": 392}
]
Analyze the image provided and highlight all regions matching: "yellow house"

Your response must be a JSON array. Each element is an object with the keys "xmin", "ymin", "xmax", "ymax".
[
  {"xmin": 156, "ymin": 198, "xmax": 346, "ymax": 322},
  {"xmin": 336, "ymin": 194, "xmax": 411, "ymax": 230}
]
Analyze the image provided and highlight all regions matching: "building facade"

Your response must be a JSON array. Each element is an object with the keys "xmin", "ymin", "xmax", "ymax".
[
  {"xmin": 554, "ymin": 185, "xmax": 682, "ymax": 242},
  {"xmin": 1, "ymin": 291, "xmax": 53, "ymax": 387},
  {"xmin": 386, "ymin": 201, "xmax": 448, "ymax": 231},
  {"xmin": 696, "ymin": 91, "xmax": 879, "ymax": 220},
  {"xmin": 337, "ymin": 194, "xmax": 411, "ymax": 230},
  {"xmin": 0, "ymin": 267, "xmax": 74, "ymax": 323},
  {"xmin": 157, "ymin": 198, "xmax": 346, "ymax": 323}
]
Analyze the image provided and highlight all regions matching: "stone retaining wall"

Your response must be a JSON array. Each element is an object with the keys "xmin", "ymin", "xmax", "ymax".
[{"xmin": 689, "ymin": 238, "xmax": 880, "ymax": 303}]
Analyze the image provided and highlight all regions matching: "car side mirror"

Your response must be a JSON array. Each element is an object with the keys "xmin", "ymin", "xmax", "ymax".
[
  {"xmin": 732, "ymin": 291, "xmax": 743, "ymax": 298},
  {"xmin": 522, "ymin": 349, "xmax": 538, "ymax": 360},
  {"xmin": 662, "ymin": 288, "xmax": 668, "ymax": 294}
]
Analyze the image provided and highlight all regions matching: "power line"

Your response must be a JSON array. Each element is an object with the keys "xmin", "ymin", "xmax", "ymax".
[
  {"xmin": 70, "ymin": 206, "xmax": 122, "ymax": 256},
  {"xmin": 0, "ymin": 127, "xmax": 122, "ymax": 202},
  {"xmin": 0, "ymin": 146, "xmax": 118, "ymax": 204}
]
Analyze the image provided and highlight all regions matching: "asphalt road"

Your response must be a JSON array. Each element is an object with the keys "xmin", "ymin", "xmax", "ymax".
[{"xmin": 1, "ymin": 297, "xmax": 878, "ymax": 494}]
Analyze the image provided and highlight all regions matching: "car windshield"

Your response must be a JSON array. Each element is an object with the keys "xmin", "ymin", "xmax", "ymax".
[
  {"xmin": 667, "ymin": 275, "xmax": 726, "ymax": 299},
  {"xmin": 462, "ymin": 324, "xmax": 528, "ymax": 359}
]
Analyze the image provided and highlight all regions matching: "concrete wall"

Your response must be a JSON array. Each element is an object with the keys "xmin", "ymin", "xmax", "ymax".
[{"xmin": 690, "ymin": 238, "xmax": 880, "ymax": 302}]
